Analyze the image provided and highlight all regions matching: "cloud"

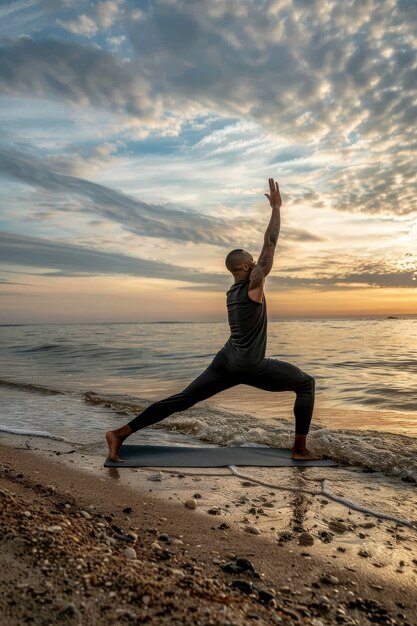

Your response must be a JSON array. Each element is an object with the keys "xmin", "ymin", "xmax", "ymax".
[
  {"xmin": 56, "ymin": 14, "xmax": 99, "ymax": 37},
  {"xmin": 1, "ymin": 231, "xmax": 415, "ymax": 292},
  {"xmin": 96, "ymin": 0, "xmax": 122, "ymax": 30},
  {"xmin": 0, "ymin": 36, "xmax": 155, "ymax": 121},
  {"xmin": 0, "ymin": 144, "xmax": 258, "ymax": 247},
  {"xmin": 0, "ymin": 230, "xmax": 228, "ymax": 285}
]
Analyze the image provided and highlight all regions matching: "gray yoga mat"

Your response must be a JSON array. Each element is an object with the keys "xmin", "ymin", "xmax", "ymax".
[{"xmin": 104, "ymin": 445, "xmax": 340, "ymax": 468}]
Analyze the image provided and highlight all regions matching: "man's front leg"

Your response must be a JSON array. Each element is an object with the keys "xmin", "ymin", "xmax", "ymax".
[{"xmin": 291, "ymin": 433, "xmax": 323, "ymax": 460}]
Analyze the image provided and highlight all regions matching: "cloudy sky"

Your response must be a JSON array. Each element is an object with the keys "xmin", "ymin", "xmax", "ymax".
[{"xmin": 1, "ymin": 0, "xmax": 416, "ymax": 323}]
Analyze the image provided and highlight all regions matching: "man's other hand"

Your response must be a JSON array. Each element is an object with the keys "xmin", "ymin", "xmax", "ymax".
[{"xmin": 264, "ymin": 178, "xmax": 282, "ymax": 210}]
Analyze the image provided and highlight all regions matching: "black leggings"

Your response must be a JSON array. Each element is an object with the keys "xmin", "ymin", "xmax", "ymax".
[{"xmin": 127, "ymin": 351, "xmax": 315, "ymax": 436}]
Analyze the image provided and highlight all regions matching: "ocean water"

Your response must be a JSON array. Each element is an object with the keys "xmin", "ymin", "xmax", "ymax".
[{"xmin": 1, "ymin": 319, "xmax": 417, "ymax": 481}]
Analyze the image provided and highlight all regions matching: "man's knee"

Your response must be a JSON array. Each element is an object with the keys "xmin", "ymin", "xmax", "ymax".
[{"xmin": 295, "ymin": 375, "xmax": 315, "ymax": 391}]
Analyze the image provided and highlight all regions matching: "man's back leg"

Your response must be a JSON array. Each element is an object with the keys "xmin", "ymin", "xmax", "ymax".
[{"xmin": 106, "ymin": 360, "xmax": 238, "ymax": 461}]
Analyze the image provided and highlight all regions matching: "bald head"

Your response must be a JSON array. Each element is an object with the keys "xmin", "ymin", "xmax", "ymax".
[{"xmin": 225, "ymin": 249, "xmax": 253, "ymax": 276}]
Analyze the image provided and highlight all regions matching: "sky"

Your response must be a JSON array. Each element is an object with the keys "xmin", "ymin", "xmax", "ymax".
[{"xmin": 0, "ymin": 0, "xmax": 416, "ymax": 323}]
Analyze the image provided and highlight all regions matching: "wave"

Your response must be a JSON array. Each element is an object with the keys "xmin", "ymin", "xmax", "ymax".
[
  {"xmin": 0, "ymin": 426, "xmax": 69, "ymax": 442},
  {"xmin": 79, "ymin": 391, "xmax": 417, "ymax": 483},
  {"xmin": 0, "ymin": 378, "xmax": 66, "ymax": 395}
]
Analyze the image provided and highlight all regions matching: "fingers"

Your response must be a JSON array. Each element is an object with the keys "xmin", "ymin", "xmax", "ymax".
[{"xmin": 268, "ymin": 178, "xmax": 279, "ymax": 191}]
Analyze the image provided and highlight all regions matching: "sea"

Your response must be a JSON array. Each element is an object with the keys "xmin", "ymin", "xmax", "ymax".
[{"xmin": 1, "ymin": 318, "xmax": 417, "ymax": 482}]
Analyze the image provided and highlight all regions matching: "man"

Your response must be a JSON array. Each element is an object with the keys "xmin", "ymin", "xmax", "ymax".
[{"xmin": 106, "ymin": 178, "xmax": 322, "ymax": 462}]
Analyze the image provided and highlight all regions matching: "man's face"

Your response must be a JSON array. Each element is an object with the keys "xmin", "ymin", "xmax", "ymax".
[{"xmin": 245, "ymin": 254, "xmax": 256, "ymax": 273}]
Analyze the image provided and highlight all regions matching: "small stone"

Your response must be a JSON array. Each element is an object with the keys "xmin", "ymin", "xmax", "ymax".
[
  {"xmin": 123, "ymin": 547, "xmax": 137, "ymax": 560},
  {"xmin": 320, "ymin": 574, "xmax": 339, "ymax": 585},
  {"xmin": 298, "ymin": 532, "xmax": 314, "ymax": 546},
  {"xmin": 336, "ymin": 546, "xmax": 346, "ymax": 552},
  {"xmin": 318, "ymin": 595, "xmax": 331, "ymax": 609},
  {"xmin": 358, "ymin": 532, "xmax": 366, "ymax": 539},
  {"xmin": 193, "ymin": 493, "xmax": 202, "ymax": 499},
  {"xmin": 151, "ymin": 542, "xmax": 162, "ymax": 551},
  {"xmin": 80, "ymin": 510, "xmax": 92, "ymax": 519},
  {"xmin": 358, "ymin": 549, "xmax": 371, "ymax": 558},
  {"xmin": 241, "ymin": 481, "xmax": 256, "ymax": 487},
  {"xmin": 171, "ymin": 538, "xmax": 184, "ymax": 545},
  {"xmin": 147, "ymin": 473, "xmax": 163, "ymax": 481},
  {"xmin": 328, "ymin": 520, "xmax": 349, "ymax": 533},
  {"xmin": 123, "ymin": 507, "xmax": 132, "ymax": 513},
  {"xmin": 244, "ymin": 525, "xmax": 261, "ymax": 535},
  {"xmin": 126, "ymin": 531, "xmax": 138, "ymax": 543},
  {"xmin": 142, "ymin": 595, "xmax": 151, "ymax": 606},
  {"xmin": 208, "ymin": 507, "xmax": 221, "ymax": 515},
  {"xmin": 235, "ymin": 558, "xmax": 255, "ymax": 572},
  {"xmin": 170, "ymin": 568, "xmax": 184, "ymax": 576},
  {"xmin": 318, "ymin": 531, "xmax": 333, "ymax": 543},
  {"xmin": 23, "ymin": 511, "xmax": 32, "ymax": 518},
  {"xmin": 46, "ymin": 525, "xmax": 62, "ymax": 533},
  {"xmin": 231, "ymin": 579, "xmax": 253, "ymax": 594},
  {"xmin": 158, "ymin": 533, "xmax": 169, "ymax": 542},
  {"xmin": 184, "ymin": 499, "xmax": 197, "ymax": 509}
]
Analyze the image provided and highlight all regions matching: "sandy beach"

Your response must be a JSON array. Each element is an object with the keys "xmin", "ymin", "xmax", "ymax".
[{"xmin": 1, "ymin": 433, "xmax": 417, "ymax": 626}]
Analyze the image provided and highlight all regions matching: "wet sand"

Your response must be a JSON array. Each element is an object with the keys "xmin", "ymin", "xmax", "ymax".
[{"xmin": 1, "ymin": 435, "xmax": 417, "ymax": 625}]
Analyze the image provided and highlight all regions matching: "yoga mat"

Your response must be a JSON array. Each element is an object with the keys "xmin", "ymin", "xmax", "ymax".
[{"xmin": 104, "ymin": 445, "xmax": 340, "ymax": 468}]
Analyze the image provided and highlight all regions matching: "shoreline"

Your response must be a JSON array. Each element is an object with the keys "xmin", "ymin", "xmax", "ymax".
[{"xmin": 1, "ymin": 437, "xmax": 417, "ymax": 625}]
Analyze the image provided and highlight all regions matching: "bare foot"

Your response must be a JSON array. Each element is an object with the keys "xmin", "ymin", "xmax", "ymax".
[
  {"xmin": 291, "ymin": 447, "xmax": 324, "ymax": 461},
  {"xmin": 105, "ymin": 430, "xmax": 125, "ymax": 463}
]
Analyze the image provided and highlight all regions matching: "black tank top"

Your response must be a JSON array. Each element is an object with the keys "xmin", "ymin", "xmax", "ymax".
[{"xmin": 219, "ymin": 279, "xmax": 267, "ymax": 366}]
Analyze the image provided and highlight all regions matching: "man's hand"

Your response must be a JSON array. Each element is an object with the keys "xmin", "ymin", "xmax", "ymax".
[{"xmin": 264, "ymin": 177, "xmax": 282, "ymax": 210}]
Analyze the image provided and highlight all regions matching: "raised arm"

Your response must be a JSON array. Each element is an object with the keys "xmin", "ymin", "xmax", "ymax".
[{"xmin": 248, "ymin": 178, "xmax": 281, "ymax": 302}]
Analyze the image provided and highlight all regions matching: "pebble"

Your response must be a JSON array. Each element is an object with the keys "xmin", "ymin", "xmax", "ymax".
[
  {"xmin": 244, "ymin": 525, "xmax": 261, "ymax": 535},
  {"xmin": 171, "ymin": 538, "xmax": 184, "ymax": 545},
  {"xmin": 184, "ymin": 499, "xmax": 197, "ymax": 509},
  {"xmin": 320, "ymin": 574, "xmax": 339, "ymax": 585},
  {"xmin": 46, "ymin": 525, "xmax": 62, "ymax": 533},
  {"xmin": 241, "ymin": 481, "xmax": 256, "ymax": 487},
  {"xmin": 298, "ymin": 532, "xmax": 314, "ymax": 546},
  {"xmin": 151, "ymin": 542, "xmax": 162, "ymax": 551},
  {"xmin": 231, "ymin": 579, "xmax": 253, "ymax": 594},
  {"xmin": 358, "ymin": 548, "xmax": 371, "ymax": 558},
  {"xmin": 328, "ymin": 520, "xmax": 349, "ymax": 533},
  {"xmin": 147, "ymin": 473, "xmax": 163, "ymax": 482},
  {"xmin": 126, "ymin": 531, "xmax": 138, "ymax": 542},
  {"xmin": 208, "ymin": 507, "xmax": 221, "ymax": 515},
  {"xmin": 193, "ymin": 493, "xmax": 202, "ymax": 499},
  {"xmin": 318, "ymin": 531, "xmax": 333, "ymax": 543},
  {"xmin": 79, "ymin": 510, "xmax": 92, "ymax": 520},
  {"xmin": 123, "ymin": 547, "xmax": 137, "ymax": 560},
  {"xmin": 158, "ymin": 534, "xmax": 169, "ymax": 542},
  {"xmin": 318, "ymin": 595, "xmax": 331, "ymax": 609},
  {"xmin": 170, "ymin": 568, "xmax": 184, "ymax": 576},
  {"xmin": 23, "ymin": 511, "xmax": 32, "ymax": 518}
]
